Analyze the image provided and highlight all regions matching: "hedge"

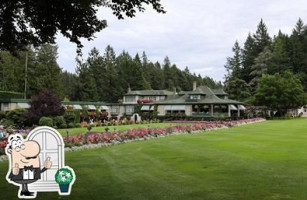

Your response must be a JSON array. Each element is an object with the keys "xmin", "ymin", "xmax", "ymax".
[
  {"xmin": 39, "ymin": 117, "xmax": 53, "ymax": 127},
  {"xmin": 0, "ymin": 91, "xmax": 24, "ymax": 99}
]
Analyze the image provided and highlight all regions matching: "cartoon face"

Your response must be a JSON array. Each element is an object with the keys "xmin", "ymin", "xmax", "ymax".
[{"xmin": 7, "ymin": 134, "xmax": 41, "ymax": 169}]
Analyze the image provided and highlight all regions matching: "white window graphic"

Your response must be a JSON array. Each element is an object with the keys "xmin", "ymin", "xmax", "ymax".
[{"xmin": 27, "ymin": 127, "xmax": 64, "ymax": 192}]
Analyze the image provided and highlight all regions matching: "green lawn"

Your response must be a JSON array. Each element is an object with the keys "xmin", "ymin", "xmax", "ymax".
[
  {"xmin": 57, "ymin": 123, "xmax": 180, "ymax": 136},
  {"xmin": 1, "ymin": 118, "xmax": 307, "ymax": 199}
]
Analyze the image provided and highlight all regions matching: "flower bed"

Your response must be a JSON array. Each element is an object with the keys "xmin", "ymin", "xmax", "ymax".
[
  {"xmin": 62, "ymin": 118, "xmax": 265, "ymax": 148},
  {"xmin": 0, "ymin": 118, "xmax": 265, "ymax": 157}
]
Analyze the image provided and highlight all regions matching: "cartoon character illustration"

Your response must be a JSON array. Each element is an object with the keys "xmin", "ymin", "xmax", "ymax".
[{"xmin": 5, "ymin": 134, "xmax": 52, "ymax": 198}]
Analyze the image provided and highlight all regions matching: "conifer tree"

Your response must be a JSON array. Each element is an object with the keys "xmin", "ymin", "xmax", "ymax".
[{"xmin": 249, "ymin": 47, "xmax": 272, "ymax": 89}]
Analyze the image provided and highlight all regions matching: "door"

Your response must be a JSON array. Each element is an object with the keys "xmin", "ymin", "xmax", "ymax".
[{"xmin": 27, "ymin": 126, "xmax": 64, "ymax": 192}]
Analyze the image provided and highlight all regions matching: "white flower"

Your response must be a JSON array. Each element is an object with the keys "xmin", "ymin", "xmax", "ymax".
[
  {"xmin": 59, "ymin": 171, "xmax": 64, "ymax": 176},
  {"xmin": 61, "ymin": 177, "xmax": 66, "ymax": 181},
  {"xmin": 66, "ymin": 173, "xmax": 71, "ymax": 178}
]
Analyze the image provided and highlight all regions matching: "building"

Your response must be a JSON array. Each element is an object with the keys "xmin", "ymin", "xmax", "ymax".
[
  {"xmin": 0, "ymin": 99, "xmax": 30, "ymax": 111},
  {"xmin": 120, "ymin": 89, "xmax": 173, "ymax": 116},
  {"xmin": 0, "ymin": 99, "xmax": 110, "ymax": 113},
  {"xmin": 122, "ymin": 83, "xmax": 245, "ymax": 118},
  {"xmin": 0, "ymin": 83, "xmax": 246, "ymax": 119},
  {"xmin": 289, "ymin": 105, "xmax": 307, "ymax": 117},
  {"xmin": 155, "ymin": 85, "xmax": 245, "ymax": 118}
]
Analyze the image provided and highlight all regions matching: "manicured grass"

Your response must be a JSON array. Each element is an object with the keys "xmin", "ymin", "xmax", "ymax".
[
  {"xmin": 57, "ymin": 123, "xmax": 180, "ymax": 136},
  {"xmin": 1, "ymin": 118, "xmax": 307, "ymax": 199}
]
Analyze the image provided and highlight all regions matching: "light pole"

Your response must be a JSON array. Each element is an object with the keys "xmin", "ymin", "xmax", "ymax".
[
  {"xmin": 66, "ymin": 129, "xmax": 70, "ymax": 140},
  {"xmin": 24, "ymin": 49, "xmax": 28, "ymax": 99}
]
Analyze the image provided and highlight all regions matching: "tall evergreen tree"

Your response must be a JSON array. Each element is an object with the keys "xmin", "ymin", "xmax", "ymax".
[
  {"xmin": 289, "ymin": 25, "xmax": 305, "ymax": 74},
  {"xmin": 75, "ymin": 58, "xmax": 98, "ymax": 101},
  {"xmin": 87, "ymin": 48, "xmax": 105, "ymax": 100},
  {"xmin": 269, "ymin": 31, "xmax": 291, "ymax": 74},
  {"xmin": 102, "ymin": 45, "xmax": 121, "ymax": 102},
  {"xmin": 61, "ymin": 71, "xmax": 77, "ymax": 100},
  {"xmin": 253, "ymin": 19, "xmax": 272, "ymax": 54},
  {"xmin": 249, "ymin": 47, "xmax": 272, "ymax": 89},
  {"xmin": 162, "ymin": 56, "xmax": 174, "ymax": 90},
  {"xmin": 225, "ymin": 40, "xmax": 242, "ymax": 79},
  {"xmin": 241, "ymin": 33, "xmax": 257, "ymax": 82},
  {"xmin": 28, "ymin": 44, "xmax": 63, "ymax": 98}
]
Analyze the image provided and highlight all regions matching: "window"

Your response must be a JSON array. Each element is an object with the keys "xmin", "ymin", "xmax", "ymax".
[
  {"xmin": 125, "ymin": 96, "xmax": 136, "ymax": 103},
  {"xmin": 3, "ymin": 103, "xmax": 9, "ymax": 111},
  {"xmin": 125, "ymin": 105, "xmax": 134, "ymax": 114},
  {"xmin": 160, "ymin": 96, "xmax": 165, "ymax": 100},
  {"xmin": 190, "ymin": 95, "xmax": 201, "ymax": 100},
  {"xmin": 111, "ymin": 106, "xmax": 119, "ymax": 114}
]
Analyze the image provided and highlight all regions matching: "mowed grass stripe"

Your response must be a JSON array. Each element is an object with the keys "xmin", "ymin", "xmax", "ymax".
[{"xmin": 1, "ymin": 118, "xmax": 307, "ymax": 199}]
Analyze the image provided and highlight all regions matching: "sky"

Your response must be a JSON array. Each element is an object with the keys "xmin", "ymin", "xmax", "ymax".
[{"xmin": 56, "ymin": 0, "xmax": 307, "ymax": 82}]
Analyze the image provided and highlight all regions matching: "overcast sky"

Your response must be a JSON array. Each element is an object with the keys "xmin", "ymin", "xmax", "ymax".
[{"xmin": 56, "ymin": 0, "xmax": 307, "ymax": 82}]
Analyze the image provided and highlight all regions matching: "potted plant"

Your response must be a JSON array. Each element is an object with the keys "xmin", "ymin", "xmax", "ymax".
[{"xmin": 55, "ymin": 168, "xmax": 75, "ymax": 194}]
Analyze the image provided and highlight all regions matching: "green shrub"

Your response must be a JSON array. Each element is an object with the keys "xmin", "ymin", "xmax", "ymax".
[
  {"xmin": 0, "ymin": 118, "xmax": 15, "ymax": 128},
  {"xmin": 64, "ymin": 111, "xmax": 75, "ymax": 124},
  {"xmin": 64, "ymin": 141, "xmax": 72, "ymax": 148},
  {"xmin": 0, "ymin": 111, "xmax": 6, "ymax": 120},
  {"xmin": 61, "ymin": 123, "xmax": 67, "ymax": 129},
  {"xmin": 75, "ymin": 123, "xmax": 81, "ymax": 128},
  {"xmin": 74, "ymin": 141, "xmax": 82, "ymax": 146},
  {"xmin": 39, "ymin": 117, "xmax": 53, "ymax": 127},
  {"xmin": 74, "ymin": 110, "xmax": 80, "ymax": 124},
  {"xmin": 53, "ymin": 116, "xmax": 66, "ymax": 128},
  {"xmin": 6, "ymin": 109, "xmax": 28, "ymax": 128},
  {"xmin": 0, "ymin": 148, "xmax": 4, "ymax": 155},
  {"xmin": 68, "ymin": 122, "xmax": 75, "ymax": 128}
]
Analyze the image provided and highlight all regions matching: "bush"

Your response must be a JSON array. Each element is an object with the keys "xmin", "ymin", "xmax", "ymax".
[
  {"xmin": 0, "ymin": 111, "xmax": 6, "ymax": 120},
  {"xmin": 64, "ymin": 141, "xmax": 72, "ymax": 148},
  {"xmin": 61, "ymin": 123, "xmax": 67, "ymax": 129},
  {"xmin": 64, "ymin": 111, "xmax": 75, "ymax": 124},
  {"xmin": 6, "ymin": 109, "xmax": 28, "ymax": 128},
  {"xmin": 68, "ymin": 122, "xmax": 75, "ymax": 128},
  {"xmin": 75, "ymin": 123, "xmax": 81, "ymax": 128},
  {"xmin": 53, "ymin": 116, "xmax": 66, "ymax": 128},
  {"xmin": 39, "ymin": 117, "xmax": 53, "ymax": 127},
  {"xmin": 74, "ymin": 110, "xmax": 80, "ymax": 124},
  {"xmin": 0, "ymin": 118, "xmax": 15, "ymax": 128},
  {"xmin": 27, "ymin": 89, "xmax": 65, "ymax": 125}
]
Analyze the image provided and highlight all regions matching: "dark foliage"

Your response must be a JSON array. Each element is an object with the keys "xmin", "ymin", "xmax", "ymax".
[
  {"xmin": 27, "ymin": 89, "xmax": 64, "ymax": 124},
  {"xmin": 0, "ymin": 0, "xmax": 165, "ymax": 54}
]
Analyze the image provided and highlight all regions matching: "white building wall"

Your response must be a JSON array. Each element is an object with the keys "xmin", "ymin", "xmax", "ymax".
[
  {"xmin": 185, "ymin": 105, "xmax": 192, "ymax": 116},
  {"xmin": 157, "ymin": 105, "xmax": 165, "ymax": 116},
  {"xmin": 298, "ymin": 106, "xmax": 307, "ymax": 117}
]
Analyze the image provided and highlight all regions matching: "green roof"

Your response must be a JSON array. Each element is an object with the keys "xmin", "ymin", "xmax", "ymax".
[
  {"xmin": 0, "ymin": 99, "xmax": 29, "ymax": 103},
  {"xmin": 156, "ymin": 94, "xmax": 242, "ymax": 105},
  {"xmin": 211, "ymin": 88, "xmax": 227, "ymax": 95},
  {"xmin": 125, "ymin": 90, "xmax": 173, "ymax": 96},
  {"xmin": 0, "ymin": 99, "xmax": 112, "ymax": 106},
  {"xmin": 179, "ymin": 86, "xmax": 227, "ymax": 96},
  {"xmin": 61, "ymin": 101, "xmax": 109, "ymax": 106}
]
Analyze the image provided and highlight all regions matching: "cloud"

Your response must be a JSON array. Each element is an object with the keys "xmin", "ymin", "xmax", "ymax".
[{"xmin": 56, "ymin": 0, "xmax": 307, "ymax": 82}]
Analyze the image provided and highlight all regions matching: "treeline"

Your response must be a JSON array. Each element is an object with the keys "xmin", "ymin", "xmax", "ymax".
[
  {"xmin": 0, "ymin": 45, "xmax": 220, "ymax": 102},
  {"xmin": 224, "ymin": 18, "xmax": 307, "ymax": 102}
]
